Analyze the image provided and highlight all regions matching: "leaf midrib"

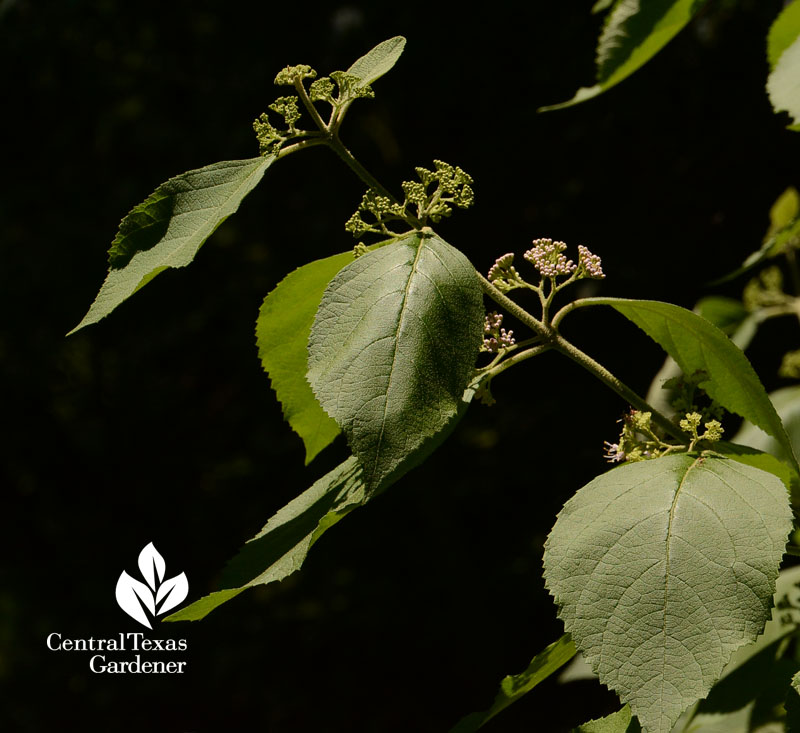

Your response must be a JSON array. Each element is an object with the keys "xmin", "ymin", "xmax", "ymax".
[
  {"xmin": 367, "ymin": 237, "xmax": 426, "ymax": 484},
  {"xmin": 118, "ymin": 158, "xmax": 268, "ymax": 271},
  {"xmin": 660, "ymin": 454, "xmax": 703, "ymax": 716}
]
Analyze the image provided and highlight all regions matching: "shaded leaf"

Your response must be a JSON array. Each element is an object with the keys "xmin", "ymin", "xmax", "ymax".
[
  {"xmin": 543, "ymin": 454, "xmax": 792, "ymax": 733},
  {"xmin": 308, "ymin": 232, "xmax": 483, "ymax": 491},
  {"xmin": 450, "ymin": 634, "xmax": 577, "ymax": 733},
  {"xmin": 69, "ymin": 157, "xmax": 274, "ymax": 334},
  {"xmin": 540, "ymin": 0, "xmax": 707, "ymax": 111},
  {"xmin": 165, "ymin": 382, "xmax": 477, "ymax": 622},
  {"xmin": 256, "ymin": 251, "xmax": 354, "ymax": 464},
  {"xmin": 589, "ymin": 297, "xmax": 798, "ymax": 471},
  {"xmin": 346, "ymin": 36, "xmax": 406, "ymax": 87},
  {"xmin": 572, "ymin": 706, "xmax": 641, "ymax": 733}
]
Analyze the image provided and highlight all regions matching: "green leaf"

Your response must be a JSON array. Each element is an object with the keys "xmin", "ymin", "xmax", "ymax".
[
  {"xmin": 767, "ymin": 186, "xmax": 800, "ymax": 236},
  {"xmin": 164, "ymin": 455, "xmax": 367, "ymax": 621},
  {"xmin": 539, "ymin": 0, "xmax": 707, "ymax": 111},
  {"xmin": 346, "ymin": 36, "xmax": 406, "ymax": 87},
  {"xmin": 256, "ymin": 252, "xmax": 355, "ymax": 464},
  {"xmin": 681, "ymin": 565, "xmax": 800, "ymax": 731},
  {"xmin": 592, "ymin": 0, "xmax": 616, "ymax": 14},
  {"xmin": 572, "ymin": 706, "xmax": 641, "ymax": 733},
  {"xmin": 767, "ymin": 1, "xmax": 800, "ymax": 130},
  {"xmin": 588, "ymin": 297, "xmax": 798, "ymax": 471},
  {"xmin": 543, "ymin": 454, "xmax": 793, "ymax": 733},
  {"xmin": 644, "ymin": 297, "xmax": 757, "ymax": 417},
  {"xmin": 165, "ymin": 381, "xmax": 478, "ymax": 622},
  {"xmin": 710, "ymin": 187, "xmax": 800, "ymax": 284},
  {"xmin": 733, "ymin": 386, "xmax": 800, "ymax": 468},
  {"xmin": 308, "ymin": 232, "xmax": 483, "ymax": 491},
  {"xmin": 769, "ymin": 1, "xmax": 800, "ymax": 71},
  {"xmin": 713, "ymin": 441, "xmax": 799, "ymax": 498},
  {"xmin": 69, "ymin": 157, "xmax": 274, "ymax": 334},
  {"xmin": 449, "ymin": 634, "xmax": 577, "ymax": 733}
]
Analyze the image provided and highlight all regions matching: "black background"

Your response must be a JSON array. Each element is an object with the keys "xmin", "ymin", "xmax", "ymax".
[{"xmin": 4, "ymin": 1, "xmax": 800, "ymax": 730}]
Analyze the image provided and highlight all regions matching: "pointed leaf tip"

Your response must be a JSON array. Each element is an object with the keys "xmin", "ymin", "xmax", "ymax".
[{"xmin": 69, "ymin": 156, "xmax": 274, "ymax": 334}]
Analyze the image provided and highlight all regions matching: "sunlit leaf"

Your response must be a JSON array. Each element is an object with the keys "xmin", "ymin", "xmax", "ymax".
[
  {"xmin": 572, "ymin": 706, "xmax": 641, "ymax": 733},
  {"xmin": 588, "ymin": 297, "xmax": 798, "ymax": 471},
  {"xmin": 450, "ymin": 634, "xmax": 577, "ymax": 732},
  {"xmin": 768, "ymin": 0, "xmax": 800, "ymax": 130},
  {"xmin": 69, "ymin": 156, "xmax": 274, "ymax": 334},
  {"xmin": 308, "ymin": 232, "xmax": 483, "ymax": 491},
  {"xmin": 346, "ymin": 36, "xmax": 406, "ymax": 87},
  {"xmin": 543, "ymin": 454, "xmax": 792, "ymax": 733},
  {"xmin": 256, "ymin": 251, "xmax": 354, "ymax": 464},
  {"xmin": 540, "ymin": 0, "xmax": 708, "ymax": 111}
]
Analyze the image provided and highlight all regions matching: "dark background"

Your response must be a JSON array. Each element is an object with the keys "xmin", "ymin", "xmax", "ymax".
[{"xmin": 4, "ymin": 0, "xmax": 800, "ymax": 730}]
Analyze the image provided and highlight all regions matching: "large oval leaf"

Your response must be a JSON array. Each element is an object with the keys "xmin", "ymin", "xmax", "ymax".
[
  {"xmin": 69, "ymin": 156, "xmax": 274, "ymax": 334},
  {"xmin": 540, "ymin": 0, "xmax": 707, "ymax": 111},
  {"xmin": 256, "ymin": 251, "xmax": 356, "ymax": 464},
  {"xmin": 543, "ymin": 454, "xmax": 792, "ymax": 733},
  {"xmin": 588, "ymin": 297, "xmax": 798, "ymax": 470},
  {"xmin": 307, "ymin": 232, "xmax": 483, "ymax": 490}
]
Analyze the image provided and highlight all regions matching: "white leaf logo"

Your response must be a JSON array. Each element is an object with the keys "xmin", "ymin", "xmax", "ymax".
[{"xmin": 115, "ymin": 543, "xmax": 189, "ymax": 629}]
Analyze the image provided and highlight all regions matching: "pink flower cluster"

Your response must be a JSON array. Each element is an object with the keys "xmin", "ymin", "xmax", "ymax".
[
  {"xmin": 523, "ymin": 239, "xmax": 576, "ymax": 278},
  {"xmin": 483, "ymin": 311, "xmax": 515, "ymax": 353},
  {"xmin": 577, "ymin": 245, "xmax": 604, "ymax": 279}
]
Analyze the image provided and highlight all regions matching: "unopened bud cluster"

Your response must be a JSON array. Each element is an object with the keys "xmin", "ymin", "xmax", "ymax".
[
  {"xmin": 679, "ymin": 412, "xmax": 724, "ymax": 444},
  {"xmin": 780, "ymin": 349, "xmax": 800, "ymax": 379},
  {"xmin": 482, "ymin": 311, "xmax": 515, "ymax": 353},
  {"xmin": 254, "ymin": 63, "xmax": 375, "ymax": 156},
  {"xmin": 345, "ymin": 160, "xmax": 474, "ymax": 238},
  {"xmin": 487, "ymin": 253, "xmax": 525, "ymax": 292},
  {"xmin": 743, "ymin": 266, "xmax": 788, "ymax": 311},
  {"xmin": 524, "ymin": 239, "xmax": 575, "ymax": 278}
]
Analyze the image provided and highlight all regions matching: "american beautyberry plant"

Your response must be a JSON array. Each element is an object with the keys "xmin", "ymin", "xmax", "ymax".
[{"xmin": 70, "ymin": 36, "xmax": 800, "ymax": 733}]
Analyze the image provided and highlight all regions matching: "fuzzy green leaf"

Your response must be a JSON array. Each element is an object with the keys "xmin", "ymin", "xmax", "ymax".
[
  {"xmin": 69, "ymin": 157, "xmax": 274, "ymax": 334},
  {"xmin": 307, "ymin": 232, "xmax": 483, "ymax": 491},
  {"xmin": 590, "ymin": 298, "xmax": 798, "ymax": 471},
  {"xmin": 165, "ymin": 382, "xmax": 477, "ymax": 622},
  {"xmin": 346, "ymin": 36, "xmax": 406, "ymax": 87},
  {"xmin": 572, "ymin": 706, "xmax": 641, "ymax": 733},
  {"xmin": 540, "ymin": 0, "xmax": 707, "ymax": 111},
  {"xmin": 767, "ymin": 1, "xmax": 800, "ymax": 130},
  {"xmin": 543, "ymin": 454, "xmax": 792, "ymax": 733},
  {"xmin": 256, "ymin": 252, "xmax": 355, "ymax": 464},
  {"xmin": 450, "ymin": 634, "xmax": 577, "ymax": 733}
]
